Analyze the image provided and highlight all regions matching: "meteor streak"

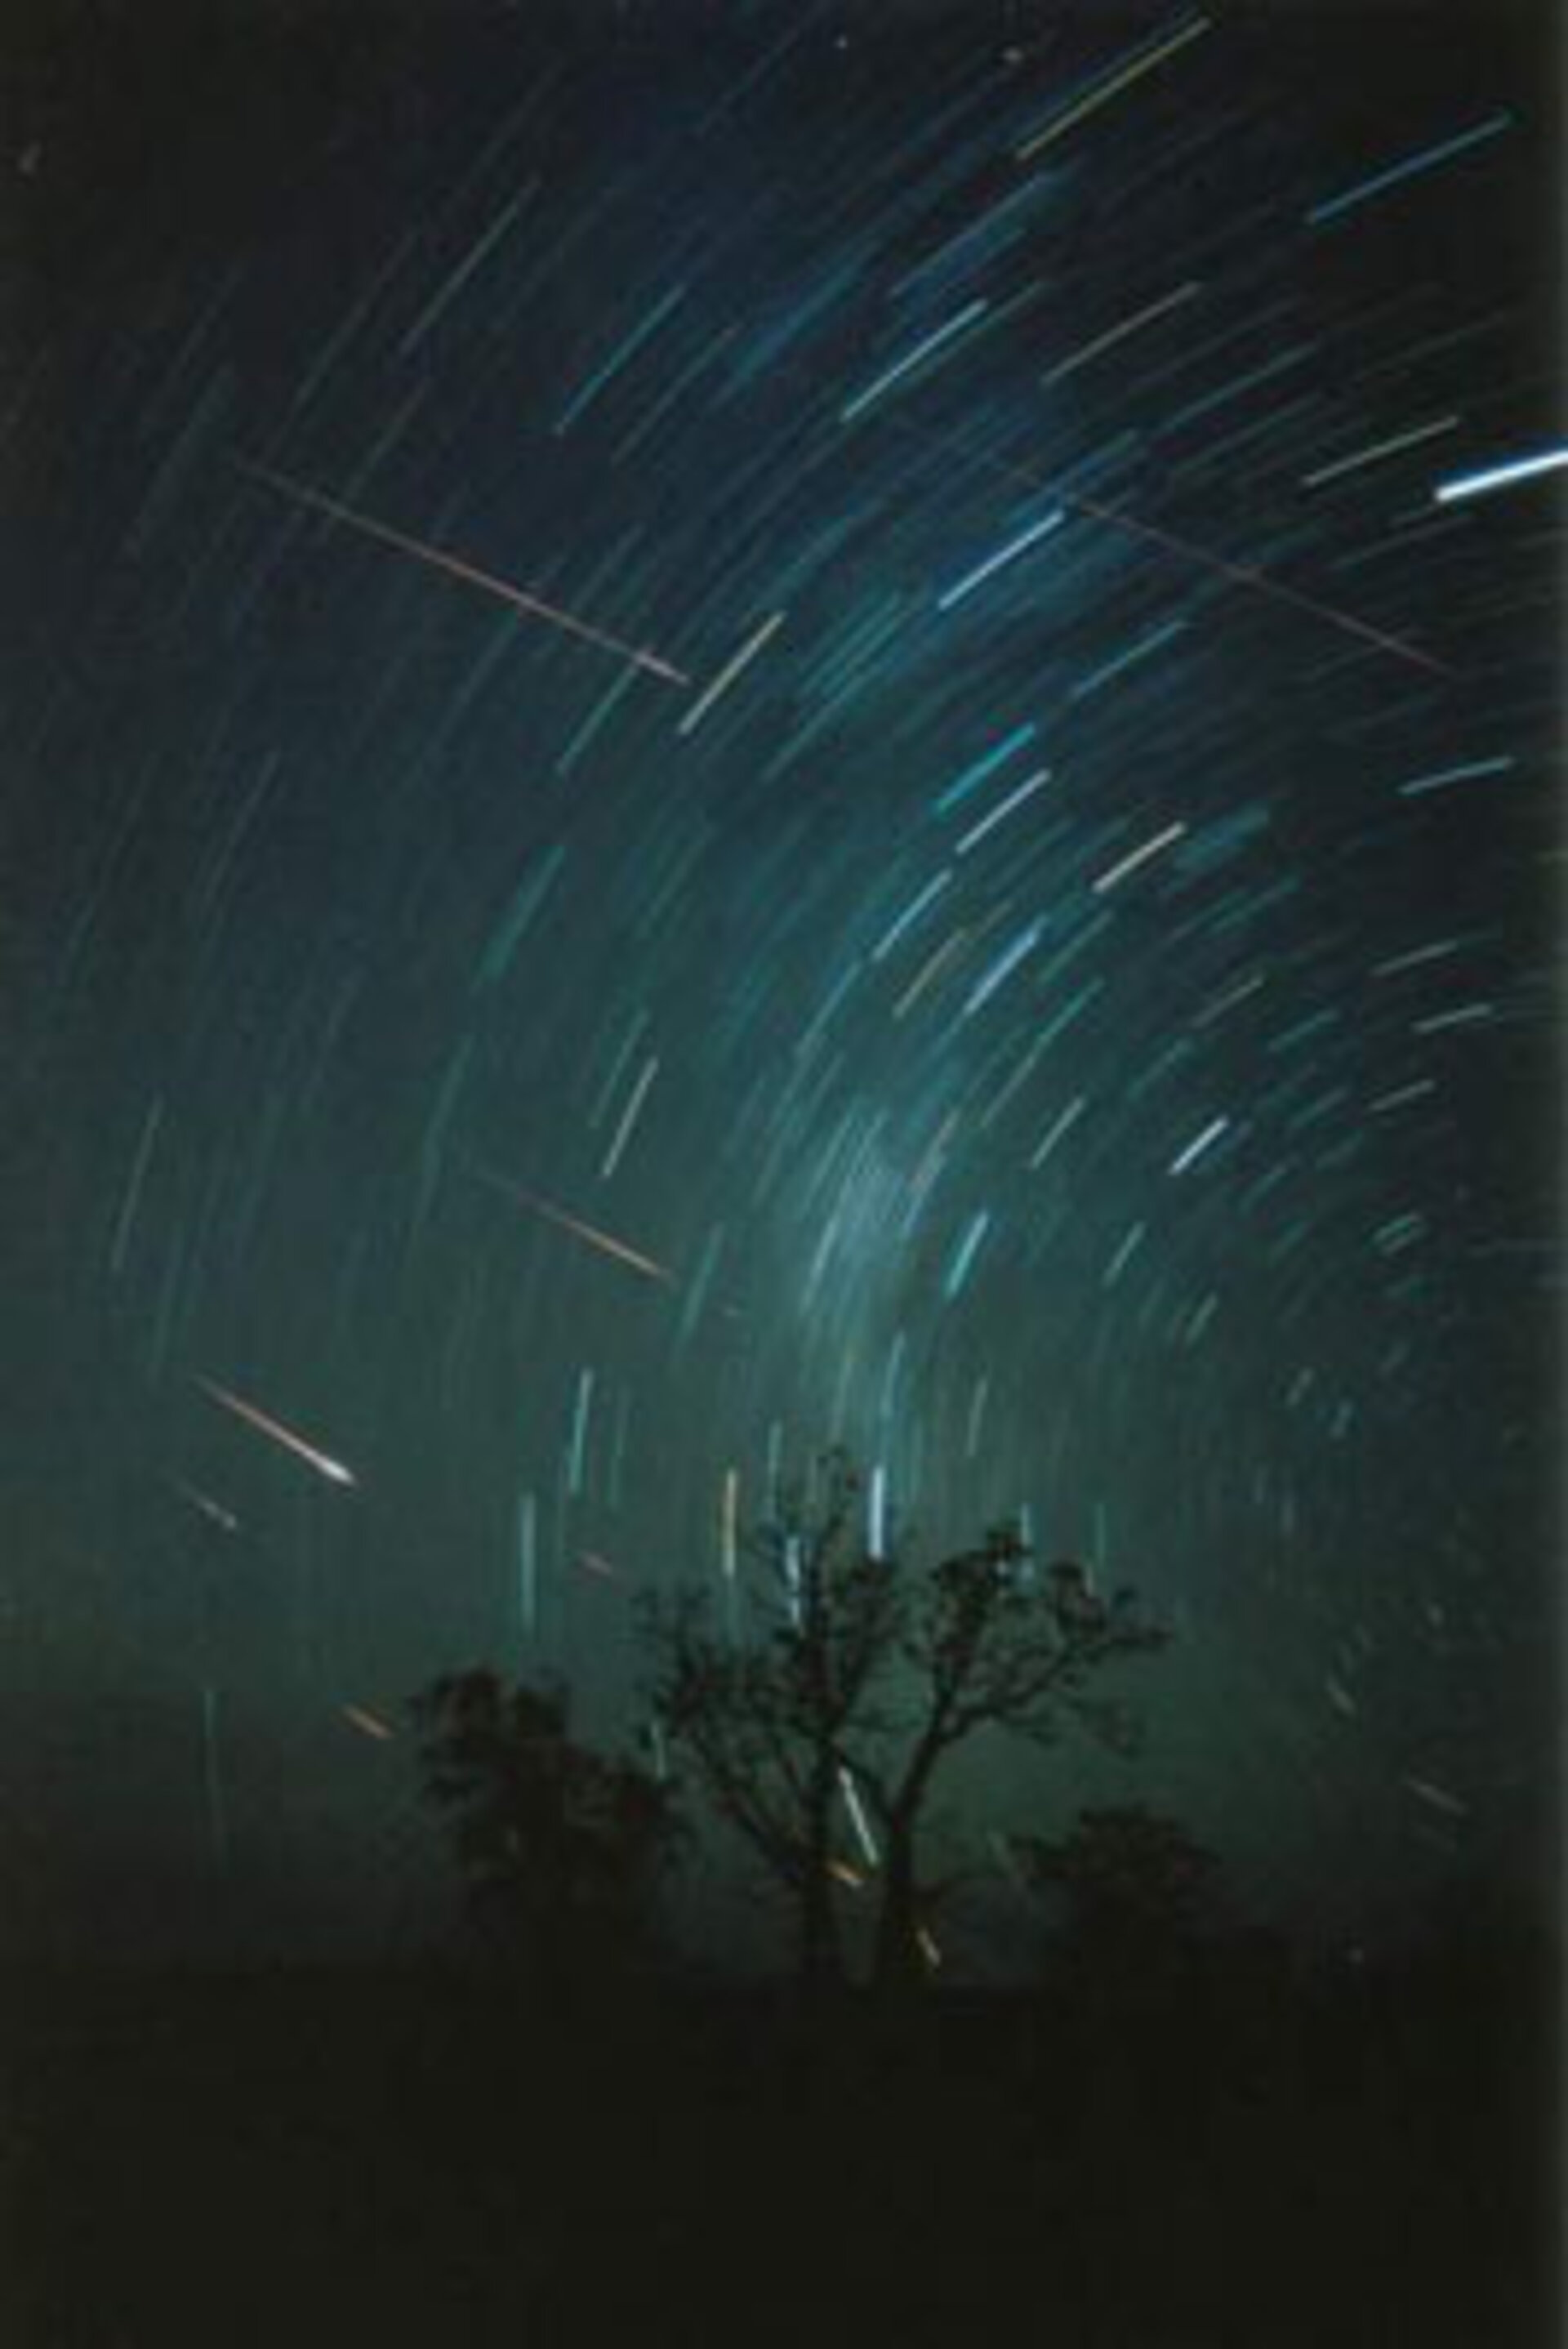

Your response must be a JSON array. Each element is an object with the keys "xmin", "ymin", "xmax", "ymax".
[
  {"xmin": 195, "ymin": 1376, "xmax": 358, "ymax": 1487},
  {"xmin": 473, "ymin": 1163, "xmax": 675, "ymax": 1284},
  {"xmin": 1067, "ymin": 492, "xmax": 1450, "ymax": 673},
  {"xmin": 234, "ymin": 457, "xmax": 690, "ymax": 684},
  {"xmin": 172, "ymin": 1477, "xmax": 241, "ymax": 1534},
  {"xmin": 871, "ymin": 410, "xmax": 1451, "ymax": 672}
]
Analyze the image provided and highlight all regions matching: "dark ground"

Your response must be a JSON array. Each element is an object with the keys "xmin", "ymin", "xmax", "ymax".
[{"xmin": 2, "ymin": 1925, "xmax": 1560, "ymax": 2349}]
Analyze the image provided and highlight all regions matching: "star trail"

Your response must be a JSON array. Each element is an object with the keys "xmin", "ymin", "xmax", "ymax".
[{"xmin": 0, "ymin": 0, "xmax": 1558, "ymax": 1964}]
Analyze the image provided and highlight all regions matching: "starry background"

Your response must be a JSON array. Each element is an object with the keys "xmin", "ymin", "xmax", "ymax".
[{"xmin": 0, "ymin": 0, "xmax": 1560, "ymax": 1970}]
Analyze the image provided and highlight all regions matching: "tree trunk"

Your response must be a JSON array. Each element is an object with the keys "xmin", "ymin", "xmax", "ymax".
[
  {"xmin": 871, "ymin": 1733, "xmax": 942, "ymax": 2004},
  {"xmin": 799, "ymin": 1764, "xmax": 844, "ymax": 1991},
  {"xmin": 800, "ymin": 1858, "xmax": 843, "ymax": 1987},
  {"xmin": 871, "ymin": 1817, "xmax": 924, "ymax": 2001}
]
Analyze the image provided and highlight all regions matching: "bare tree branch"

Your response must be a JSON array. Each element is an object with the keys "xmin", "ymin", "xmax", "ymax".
[{"xmin": 639, "ymin": 1458, "xmax": 1171, "ymax": 1999}]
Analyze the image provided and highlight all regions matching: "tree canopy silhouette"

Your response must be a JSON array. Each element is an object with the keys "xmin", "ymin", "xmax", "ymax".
[
  {"xmin": 1021, "ymin": 1803, "xmax": 1222, "ymax": 1985},
  {"xmin": 412, "ymin": 1666, "xmax": 678, "ymax": 1996},
  {"xmin": 641, "ymin": 1450, "xmax": 1169, "ymax": 1998}
]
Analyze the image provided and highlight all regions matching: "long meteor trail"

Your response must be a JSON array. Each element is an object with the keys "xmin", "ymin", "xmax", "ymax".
[
  {"xmin": 473, "ymin": 1163, "xmax": 676, "ymax": 1285},
  {"xmin": 195, "ymin": 1376, "xmax": 358, "ymax": 1487},
  {"xmin": 1064, "ymin": 490, "xmax": 1451, "ymax": 675},
  {"xmin": 871, "ymin": 407, "xmax": 1450, "ymax": 675},
  {"xmin": 234, "ymin": 457, "xmax": 690, "ymax": 684}
]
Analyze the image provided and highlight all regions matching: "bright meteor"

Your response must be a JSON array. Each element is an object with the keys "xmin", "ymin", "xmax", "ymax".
[
  {"xmin": 234, "ymin": 457, "xmax": 691, "ymax": 684},
  {"xmin": 195, "ymin": 1376, "xmax": 359, "ymax": 1488}
]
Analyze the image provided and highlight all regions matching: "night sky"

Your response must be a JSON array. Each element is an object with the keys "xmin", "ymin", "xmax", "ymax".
[{"xmin": 1, "ymin": 0, "xmax": 1560, "ymax": 1970}]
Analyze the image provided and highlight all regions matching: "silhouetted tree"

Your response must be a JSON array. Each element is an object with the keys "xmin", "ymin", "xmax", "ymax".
[
  {"xmin": 862, "ymin": 1539, "xmax": 1169, "ymax": 1997},
  {"xmin": 642, "ymin": 1451, "xmax": 1169, "ymax": 2000},
  {"xmin": 644, "ymin": 1453, "xmax": 898, "ymax": 1993},
  {"xmin": 412, "ymin": 1666, "xmax": 678, "ymax": 1998},
  {"xmin": 1019, "ymin": 1802, "xmax": 1220, "ymax": 1999}
]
